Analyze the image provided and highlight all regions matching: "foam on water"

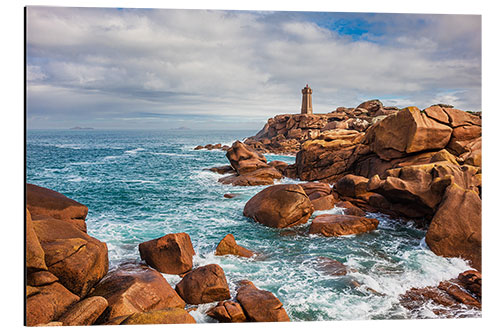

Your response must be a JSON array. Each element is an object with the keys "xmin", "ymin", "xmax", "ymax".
[{"xmin": 26, "ymin": 129, "xmax": 480, "ymax": 322}]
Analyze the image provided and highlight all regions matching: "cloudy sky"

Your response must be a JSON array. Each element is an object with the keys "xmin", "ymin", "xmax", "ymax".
[{"xmin": 26, "ymin": 6, "xmax": 481, "ymax": 130}]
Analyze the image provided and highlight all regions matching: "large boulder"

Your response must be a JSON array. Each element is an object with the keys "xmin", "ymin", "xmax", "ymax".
[
  {"xmin": 57, "ymin": 296, "xmax": 108, "ymax": 326},
  {"xmin": 236, "ymin": 280, "xmax": 290, "ymax": 322},
  {"xmin": 206, "ymin": 301, "xmax": 247, "ymax": 323},
  {"xmin": 26, "ymin": 208, "xmax": 47, "ymax": 272},
  {"xmin": 26, "ymin": 282, "xmax": 80, "ymax": 326},
  {"xmin": 175, "ymin": 264, "xmax": 230, "ymax": 304},
  {"xmin": 89, "ymin": 264, "xmax": 185, "ymax": 323},
  {"xmin": 139, "ymin": 232, "xmax": 195, "ymax": 275},
  {"xmin": 32, "ymin": 217, "xmax": 108, "ymax": 297},
  {"xmin": 27, "ymin": 184, "xmax": 88, "ymax": 232},
  {"xmin": 425, "ymin": 184, "xmax": 482, "ymax": 270},
  {"xmin": 365, "ymin": 107, "xmax": 453, "ymax": 160},
  {"xmin": 225, "ymin": 141, "xmax": 268, "ymax": 174},
  {"xmin": 309, "ymin": 214, "xmax": 379, "ymax": 237},
  {"xmin": 215, "ymin": 234, "xmax": 254, "ymax": 258},
  {"xmin": 120, "ymin": 308, "xmax": 196, "ymax": 325},
  {"xmin": 243, "ymin": 184, "xmax": 313, "ymax": 228}
]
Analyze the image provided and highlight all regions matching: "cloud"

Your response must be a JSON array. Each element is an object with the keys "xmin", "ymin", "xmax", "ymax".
[{"xmin": 26, "ymin": 7, "xmax": 481, "ymax": 129}]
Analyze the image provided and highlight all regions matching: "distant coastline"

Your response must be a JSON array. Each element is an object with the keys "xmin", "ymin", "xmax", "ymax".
[{"xmin": 70, "ymin": 126, "xmax": 94, "ymax": 130}]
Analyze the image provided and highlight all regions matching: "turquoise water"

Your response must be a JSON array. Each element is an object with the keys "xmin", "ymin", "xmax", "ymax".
[{"xmin": 26, "ymin": 129, "xmax": 479, "ymax": 321}]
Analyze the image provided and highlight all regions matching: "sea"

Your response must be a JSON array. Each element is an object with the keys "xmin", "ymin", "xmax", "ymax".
[{"xmin": 26, "ymin": 129, "xmax": 480, "ymax": 322}]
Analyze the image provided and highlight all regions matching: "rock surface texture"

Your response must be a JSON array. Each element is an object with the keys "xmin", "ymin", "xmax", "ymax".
[
  {"xmin": 139, "ymin": 232, "xmax": 195, "ymax": 275},
  {"xmin": 236, "ymin": 280, "xmax": 290, "ymax": 322},
  {"xmin": 243, "ymin": 184, "xmax": 314, "ymax": 228},
  {"xmin": 175, "ymin": 264, "xmax": 230, "ymax": 304}
]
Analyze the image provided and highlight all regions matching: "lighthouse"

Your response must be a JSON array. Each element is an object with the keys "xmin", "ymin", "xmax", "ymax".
[{"xmin": 301, "ymin": 84, "xmax": 313, "ymax": 114}]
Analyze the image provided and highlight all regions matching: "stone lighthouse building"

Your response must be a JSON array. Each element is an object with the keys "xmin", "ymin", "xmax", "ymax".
[{"xmin": 301, "ymin": 84, "xmax": 313, "ymax": 114}]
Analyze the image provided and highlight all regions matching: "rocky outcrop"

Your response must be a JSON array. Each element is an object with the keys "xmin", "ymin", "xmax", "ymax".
[
  {"xmin": 314, "ymin": 257, "xmax": 348, "ymax": 276},
  {"xmin": 194, "ymin": 143, "xmax": 230, "ymax": 151},
  {"xmin": 215, "ymin": 234, "xmax": 254, "ymax": 258},
  {"xmin": 309, "ymin": 214, "xmax": 379, "ymax": 237},
  {"xmin": 120, "ymin": 308, "xmax": 196, "ymax": 325},
  {"xmin": 364, "ymin": 107, "xmax": 453, "ymax": 160},
  {"xmin": 335, "ymin": 174, "xmax": 369, "ymax": 198},
  {"xmin": 400, "ymin": 270, "xmax": 481, "ymax": 317},
  {"xmin": 295, "ymin": 130, "xmax": 365, "ymax": 182},
  {"xmin": 243, "ymin": 184, "xmax": 313, "ymax": 228},
  {"xmin": 57, "ymin": 296, "xmax": 108, "ymax": 326},
  {"xmin": 206, "ymin": 301, "xmax": 247, "ymax": 323},
  {"xmin": 425, "ymin": 184, "xmax": 482, "ymax": 270},
  {"xmin": 175, "ymin": 264, "xmax": 230, "ymax": 304},
  {"xmin": 89, "ymin": 264, "xmax": 185, "ymax": 323},
  {"xmin": 236, "ymin": 280, "xmax": 290, "ymax": 322},
  {"xmin": 139, "ymin": 232, "xmax": 195, "ymax": 275},
  {"xmin": 32, "ymin": 216, "xmax": 109, "ymax": 297},
  {"xmin": 217, "ymin": 141, "xmax": 283, "ymax": 186},
  {"xmin": 27, "ymin": 183, "xmax": 88, "ymax": 232}
]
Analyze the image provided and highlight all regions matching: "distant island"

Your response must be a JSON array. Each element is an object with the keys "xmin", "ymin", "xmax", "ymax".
[
  {"xmin": 170, "ymin": 126, "xmax": 191, "ymax": 130},
  {"xmin": 70, "ymin": 126, "xmax": 94, "ymax": 130}
]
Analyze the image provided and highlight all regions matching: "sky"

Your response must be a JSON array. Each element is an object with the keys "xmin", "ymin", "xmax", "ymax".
[{"xmin": 26, "ymin": 6, "xmax": 481, "ymax": 130}]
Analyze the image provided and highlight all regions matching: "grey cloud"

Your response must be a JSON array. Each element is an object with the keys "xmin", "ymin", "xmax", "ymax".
[{"xmin": 26, "ymin": 7, "xmax": 481, "ymax": 129}]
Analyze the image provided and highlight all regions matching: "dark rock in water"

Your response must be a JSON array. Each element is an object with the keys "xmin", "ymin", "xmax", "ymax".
[
  {"xmin": 243, "ymin": 184, "xmax": 313, "ymax": 228},
  {"xmin": 206, "ymin": 165, "xmax": 235, "ymax": 175},
  {"xmin": 215, "ymin": 234, "xmax": 254, "ymax": 258},
  {"xmin": 194, "ymin": 145, "xmax": 203, "ymax": 150},
  {"xmin": 309, "ymin": 214, "xmax": 379, "ymax": 236},
  {"xmin": 58, "ymin": 296, "xmax": 108, "ymax": 326},
  {"xmin": 400, "ymin": 271, "xmax": 481, "ymax": 317},
  {"xmin": 315, "ymin": 257, "xmax": 347, "ymax": 276},
  {"xmin": 223, "ymin": 193, "xmax": 239, "ymax": 198},
  {"xmin": 236, "ymin": 280, "xmax": 290, "ymax": 322},
  {"xmin": 120, "ymin": 308, "xmax": 196, "ymax": 325},
  {"xmin": 458, "ymin": 270, "xmax": 481, "ymax": 300},
  {"xmin": 175, "ymin": 264, "xmax": 230, "ymax": 304},
  {"xmin": 27, "ymin": 183, "xmax": 88, "ymax": 232},
  {"xmin": 89, "ymin": 264, "xmax": 185, "ymax": 324},
  {"xmin": 267, "ymin": 160, "xmax": 289, "ymax": 173},
  {"xmin": 139, "ymin": 232, "xmax": 195, "ymax": 275},
  {"xmin": 206, "ymin": 300, "xmax": 247, "ymax": 323}
]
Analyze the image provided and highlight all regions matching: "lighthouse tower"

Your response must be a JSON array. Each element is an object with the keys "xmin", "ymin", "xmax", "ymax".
[{"xmin": 301, "ymin": 84, "xmax": 313, "ymax": 114}]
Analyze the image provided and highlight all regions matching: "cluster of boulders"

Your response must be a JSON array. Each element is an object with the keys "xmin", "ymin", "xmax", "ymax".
[
  {"xmin": 26, "ymin": 184, "xmax": 289, "ymax": 326},
  {"xmin": 201, "ymin": 100, "xmax": 482, "ymax": 316},
  {"xmin": 194, "ymin": 143, "xmax": 230, "ymax": 151}
]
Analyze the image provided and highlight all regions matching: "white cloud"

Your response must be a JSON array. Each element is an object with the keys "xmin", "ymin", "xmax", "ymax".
[{"xmin": 26, "ymin": 7, "xmax": 481, "ymax": 129}]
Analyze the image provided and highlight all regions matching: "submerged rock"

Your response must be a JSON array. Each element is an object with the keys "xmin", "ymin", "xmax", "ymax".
[
  {"xmin": 243, "ymin": 184, "xmax": 314, "ymax": 228},
  {"xmin": 139, "ymin": 232, "xmax": 195, "ymax": 275},
  {"xmin": 175, "ymin": 264, "xmax": 230, "ymax": 304},
  {"xmin": 308, "ymin": 214, "xmax": 379, "ymax": 236},
  {"xmin": 215, "ymin": 234, "xmax": 254, "ymax": 258}
]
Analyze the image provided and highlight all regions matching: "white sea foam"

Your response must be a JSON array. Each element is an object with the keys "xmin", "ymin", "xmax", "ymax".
[{"xmin": 124, "ymin": 147, "xmax": 145, "ymax": 154}]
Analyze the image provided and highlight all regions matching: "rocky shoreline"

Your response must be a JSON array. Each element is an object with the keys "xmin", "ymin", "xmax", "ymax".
[{"xmin": 26, "ymin": 99, "xmax": 481, "ymax": 325}]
